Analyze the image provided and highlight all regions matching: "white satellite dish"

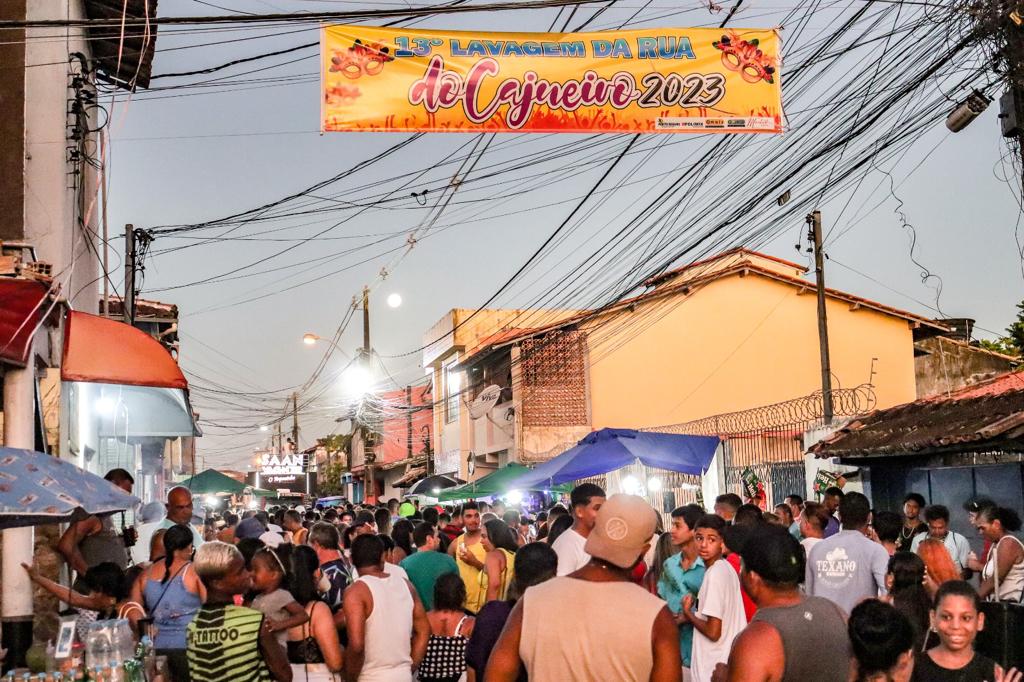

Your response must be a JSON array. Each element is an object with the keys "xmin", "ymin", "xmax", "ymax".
[{"xmin": 469, "ymin": 385, "xmax": 502, "ymax": 420}]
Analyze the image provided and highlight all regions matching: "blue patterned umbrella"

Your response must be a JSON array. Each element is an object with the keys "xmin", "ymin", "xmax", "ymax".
[{"xmin": 0, "ymin": 447, "xmax": 140, "ymax": 529}]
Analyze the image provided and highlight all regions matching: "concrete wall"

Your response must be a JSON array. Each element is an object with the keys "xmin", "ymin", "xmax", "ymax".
[
  {"xmin": 914, "ymin": 336, "xmax": 1017, "ymax": 399},
  {"xmin": 24, "ymin": 0, "xmax": 100, "ymax": 313},
  {"xmin": 584, "ymin": 271, "xmax": 919, "ymax": 429}
]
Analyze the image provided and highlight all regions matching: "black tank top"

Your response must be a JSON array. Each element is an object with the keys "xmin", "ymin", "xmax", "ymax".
[
  {"xmin": 752, "ymin": 596, "xmax": 851, "ymax": 682},
  {"xmin": 287, "ymin": 602, "xmax": 326, "ymax": 664},
  {"xmin": 912, "ymin": 652, "xmax": 998, "ymax": 682}
]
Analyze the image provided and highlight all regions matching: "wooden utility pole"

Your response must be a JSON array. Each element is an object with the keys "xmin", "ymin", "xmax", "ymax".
[
  {"xmin": 808, "ymin": 211, "xmax": 834, "ymax": 424},
  {"xmin": 123, "ymin": 224, "xmax": 135, "ymax": 326},
  {"xmin": 291, "ymin": 392, "xmax": 300, "ymax": 453},
  {"xmin": 361, "ymin": 285, "xmax": 375, "ymax": 503}
]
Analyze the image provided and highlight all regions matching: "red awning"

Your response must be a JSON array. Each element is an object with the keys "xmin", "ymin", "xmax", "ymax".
[
  {"xmin": 61, "ymin": 310, "xmax": 187, "ymax": 389},
  {"xmin": 0, "ymin": 279, "xmax": 51, "ymax": 367}
]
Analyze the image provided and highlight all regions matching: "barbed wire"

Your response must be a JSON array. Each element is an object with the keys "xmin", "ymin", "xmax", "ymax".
[{"xmin": 651, "ymin": 384, "xmax": 877, "ymax": 436}]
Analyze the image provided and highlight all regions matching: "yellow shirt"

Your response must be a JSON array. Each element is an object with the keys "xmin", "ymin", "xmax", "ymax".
[
  {"xmin": 455, "ymin": 533, "xmax": 488, "ymax": 612},
  {"xmin": 479, "ymin": 547, "xmax": 516, "ymax": 603}
]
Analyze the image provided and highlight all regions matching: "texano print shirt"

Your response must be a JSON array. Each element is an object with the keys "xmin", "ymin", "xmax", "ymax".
[
  {"xmin": 186, "ymin": 604, "xmax": 272, "ymax": 682},
  {"xmin": 805, "ymin": 530, "xmax": 889, "ymax": 615}
]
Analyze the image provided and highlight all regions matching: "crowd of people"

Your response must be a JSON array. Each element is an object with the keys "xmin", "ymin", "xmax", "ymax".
[{"xmin": 24, "ymin": 469, "xmax": 1024, "ymax": 682}]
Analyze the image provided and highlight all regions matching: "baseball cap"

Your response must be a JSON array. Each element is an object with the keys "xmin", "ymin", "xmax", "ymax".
[
  {"xmin": 583, "ymin": 494, "xmax": 657, "ymax": 569},
  {"xmin": 736, "ymin": 524, "xmax": 804, "ymax": 585},
  {"xmin": 236, "ymin": 516, "xmax": 266, "ymax": 540}
]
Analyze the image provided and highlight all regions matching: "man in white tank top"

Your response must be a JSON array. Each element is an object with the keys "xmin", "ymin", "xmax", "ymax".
[
  {"xmin": 343, "ymin": 535, "xmax": 429, "ymax": 682},
  {"xmin": 485, "ymin": 494, "xmax": 682, "ymax": 682}
]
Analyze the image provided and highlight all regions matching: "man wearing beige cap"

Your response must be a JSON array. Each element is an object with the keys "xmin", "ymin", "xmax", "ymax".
[{"xmin": 485, "ymin": 494, "xmax": 681, "ymax": 682}]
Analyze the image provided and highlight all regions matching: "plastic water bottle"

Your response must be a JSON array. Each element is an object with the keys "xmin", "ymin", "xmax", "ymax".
[{"xmin": 45, "ymin": 640, "xmax": 56, "ymax": 674}]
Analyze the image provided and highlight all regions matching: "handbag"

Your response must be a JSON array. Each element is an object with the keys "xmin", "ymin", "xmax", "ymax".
[{"xmin": 976, "ymin": 536, "xmax": 1024, "ymax": 671}]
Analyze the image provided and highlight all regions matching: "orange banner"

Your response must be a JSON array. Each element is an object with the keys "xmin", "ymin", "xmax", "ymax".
[{"xmin": 321, "ymin": 25, "xmax": 783, "ymax": 133}]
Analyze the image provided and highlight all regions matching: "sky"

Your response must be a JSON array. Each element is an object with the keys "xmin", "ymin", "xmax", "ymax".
[{"xmin": 103, "ymin": 0, "xmax": 1024, "ymax": 470}]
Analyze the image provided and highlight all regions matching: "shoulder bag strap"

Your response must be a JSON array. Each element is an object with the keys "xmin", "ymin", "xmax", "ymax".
[{"xmin": 148, "ymin": 562, "xmax": 189, "ymax": 614}]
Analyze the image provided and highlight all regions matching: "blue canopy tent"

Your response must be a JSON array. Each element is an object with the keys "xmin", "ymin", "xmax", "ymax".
[{"xmin": 508, "ymin": 428, "xmax": 721, "ymax": 490}]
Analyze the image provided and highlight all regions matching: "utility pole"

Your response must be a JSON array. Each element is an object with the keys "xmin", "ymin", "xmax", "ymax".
[
  {"xmin": 807, "ymin": 210, "xmax": 834, "ymax": 424},
  {"xmin": 123, "ymin": 224, "xmax": 135, "ymax": 326},
  {"xmin": 276, "ymin": 421, "xmax": 284, "ymax": 455},
  {"xmin": 100, "ymin": 147, "xmax": 109, "ymax": 318},
  {"xmin": 292, "ymin": 392, "xmax": 300, "ymax": 454},
  {"xmin": 1005, "ymin": 13, "xmax": 1024, "ymax": 192},
  {"xmin": 361, "ymin": 285, "xmax": 375, "ymax": 503}
]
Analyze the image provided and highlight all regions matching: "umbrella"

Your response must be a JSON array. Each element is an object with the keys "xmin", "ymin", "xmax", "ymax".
[
  {"xmin": 437, "ymin": 464, "xmax": 571, "ymax": 501},
  {"xmin": 407, "ymin": 474, "xmax": 465, "ymax": 497},
  {"xmin": 0, "ymin": 447, "xmax": 140, "ymax": 529},
  {"xmin": 176, "ymin": 469, "xmax": 277, "ymax": 498},
  {"xmin": 508, "ymin": 428, "xmax": 721, "ymax": 490}
]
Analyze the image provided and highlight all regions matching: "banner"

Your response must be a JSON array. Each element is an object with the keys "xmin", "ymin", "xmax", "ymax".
[{"xmin": 321, "ymin": 25, "xmax": 783, "ymax": 133}]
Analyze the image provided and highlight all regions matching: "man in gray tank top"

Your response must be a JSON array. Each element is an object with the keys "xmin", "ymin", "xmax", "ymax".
[
  {"xmin": 57, "ymin": 468, "xmax": 134, "ymax": 587},
  {"xmin": 711, "ymin": 525, "xmax": 849, "ymax": 682}
]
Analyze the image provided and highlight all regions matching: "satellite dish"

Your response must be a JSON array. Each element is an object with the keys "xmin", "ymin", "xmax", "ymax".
[{"xmin": 469, "ymin": 385, "xmax": 502, "ymax": 420}]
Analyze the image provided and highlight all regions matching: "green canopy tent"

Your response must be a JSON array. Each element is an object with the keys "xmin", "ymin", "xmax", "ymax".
[
  {"xmin": 177, "ymin": 469, "xmax": 277, "ymax": 499},
  {"xmin": 437, "ymin": 463, "xmax": 571, "ymax": 502}
]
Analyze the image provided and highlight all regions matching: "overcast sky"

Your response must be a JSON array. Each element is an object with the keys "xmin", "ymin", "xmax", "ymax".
[{"xmin": 105, "ymin": 0, "xmax": 1024, "ymax": 469}]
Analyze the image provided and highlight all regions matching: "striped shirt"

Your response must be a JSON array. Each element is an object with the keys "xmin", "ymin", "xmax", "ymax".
[{"xmin": 186, "ymin": 604, "xmax": 272, "ymax": 682}]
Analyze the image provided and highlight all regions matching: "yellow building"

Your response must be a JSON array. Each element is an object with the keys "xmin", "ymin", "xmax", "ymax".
[{"xmin": 423, "ymin": 249, "xmax": 945, "ymax": 485}]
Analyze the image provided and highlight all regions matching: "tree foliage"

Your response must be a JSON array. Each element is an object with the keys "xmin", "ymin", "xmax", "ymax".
[
  {"xmin": 977, "ymin": 299, "xmax": 1024, "ymax": 359},
  {"xmin": 316, "ymin": 433, "xmax": 351, "ymax": 497}
]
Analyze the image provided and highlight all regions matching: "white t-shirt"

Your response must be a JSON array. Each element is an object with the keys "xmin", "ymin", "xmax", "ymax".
[
  {"xmin": 355, "ymin": 562, "xmax": 409, "ymax": 582},
  {"xmin": 690, "ymin": 559, "xmax": 746, "ymax": 682},
  {"xmin": 801, "ymin": 537, "xmax": 822, "ymax": 555},
  {"xmin": 552, "ymin": 528, "xmax": 590, "ymax": 576}
]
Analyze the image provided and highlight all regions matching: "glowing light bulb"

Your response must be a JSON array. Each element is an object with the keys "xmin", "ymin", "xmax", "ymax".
[
  {"xmin": 344, "ymin": 365, "xmax": 373, "ymax": 396},
  {"xmin": 622, "ymin": 475, "xmax": 642, "ymax": 495},
  {"xmin": 647, "ymin": 477, "xmax": 663, "ymax": 493},
  {"xmin": 302, "ymin": 333, "xmax": 318, "ymax": 346},
  {"xmin": 387, "ymin": 293, "xmax": 402, "ymax": 308},
  {"xmin": 506, "ymin": 490, "xmax": 524, "ymax": 505}
]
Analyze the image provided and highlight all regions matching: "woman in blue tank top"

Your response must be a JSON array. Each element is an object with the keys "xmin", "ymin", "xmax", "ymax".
[{"xmin": 132, "ymin": 525, "xmax": 204, "ymax": 682}]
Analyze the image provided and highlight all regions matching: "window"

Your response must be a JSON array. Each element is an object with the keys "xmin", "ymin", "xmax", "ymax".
[{"xmin": 444, "ymin": 357, "xmax": 461, "ymax": 424}]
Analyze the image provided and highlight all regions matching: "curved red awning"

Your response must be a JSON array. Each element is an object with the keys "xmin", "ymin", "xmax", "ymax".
[
  {"xmin": 61, "ymin": 310, "xmax": 187, "ymax": 389},
  {"xmin": 0, "ymin": 278, "xmax": 51, "ymax": 367}
]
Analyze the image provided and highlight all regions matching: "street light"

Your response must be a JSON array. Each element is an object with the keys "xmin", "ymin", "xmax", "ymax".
[
  {"xmin": 301, "ymin": 333, "xmax": 352, "ymax": 360},
  {"xmin": 387, "ymin": 293, "xmax": 403, "ymax": 308}
]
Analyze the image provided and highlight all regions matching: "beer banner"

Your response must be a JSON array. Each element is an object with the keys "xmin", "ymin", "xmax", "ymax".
[{"xmin": 320, "ymin": 25, "xmax": 783, "ymax": 133}]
